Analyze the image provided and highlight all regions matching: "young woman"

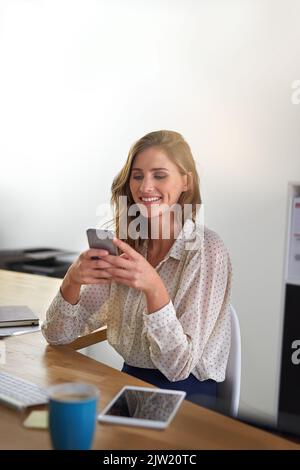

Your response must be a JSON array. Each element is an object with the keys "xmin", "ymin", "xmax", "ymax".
[{"xmin": 42, "ymin": 130, "xmax": 232, "ymax": 409}]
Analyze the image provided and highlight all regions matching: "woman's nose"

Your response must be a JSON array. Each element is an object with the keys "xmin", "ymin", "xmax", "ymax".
[{"xmin": 139, "ymin": 176, "xmax": 154, "ymax": 192}]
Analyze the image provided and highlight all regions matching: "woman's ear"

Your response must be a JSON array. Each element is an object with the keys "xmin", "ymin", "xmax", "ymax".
[
  {"xmin": 183, "ymin": 172, "xmax": 192, "ymax": 192},
  {"xmin": 182, "ymin": 174, "xmax": 188, "ymax": 192}
]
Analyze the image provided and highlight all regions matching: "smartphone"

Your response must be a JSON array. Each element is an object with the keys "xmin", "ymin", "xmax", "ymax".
[{"xmin": 86, "ymin": 228, "xmax": 118, "ymax": 256}]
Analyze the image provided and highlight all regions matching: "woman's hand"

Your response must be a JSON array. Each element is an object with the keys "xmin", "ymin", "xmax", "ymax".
[
  {"xmin": 60, "ymin": 249, "xmax": 115, "ymax": 305},
  {"xmin": 102, "ymin": 238, "xmax": 163, "ymax": 295},
  {"xmin": 67, "ymin": 249, "xmax": 114, "ymax": 286}
]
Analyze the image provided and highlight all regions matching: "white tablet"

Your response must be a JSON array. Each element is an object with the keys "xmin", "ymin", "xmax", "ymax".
[{"xmin": 98, "ymin": 386, "xmax": 186, "ymax": 429}]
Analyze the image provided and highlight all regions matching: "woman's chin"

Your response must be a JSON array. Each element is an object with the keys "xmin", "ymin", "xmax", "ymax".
[
  {"xmin": 134, "ymin": 202, "xmax": 173, "ymax": 220},
  {"xmin": 136, "ymin": 203, "xmax": 161, "ymax": 217}
]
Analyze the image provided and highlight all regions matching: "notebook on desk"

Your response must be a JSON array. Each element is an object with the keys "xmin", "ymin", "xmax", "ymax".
[{"xmin": 0, "ymin": 306, "xmax": 39, "ymax": 327}]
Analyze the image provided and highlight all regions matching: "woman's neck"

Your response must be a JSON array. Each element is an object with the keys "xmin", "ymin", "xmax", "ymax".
[{"xmin": 147, "ymin": 214, "xmax": 177, "ymax": 254}]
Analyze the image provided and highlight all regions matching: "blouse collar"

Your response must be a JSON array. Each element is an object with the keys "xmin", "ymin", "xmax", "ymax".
[{"xmin": 139, "ymin": 218, "xmax": 201, "ymax": 263}]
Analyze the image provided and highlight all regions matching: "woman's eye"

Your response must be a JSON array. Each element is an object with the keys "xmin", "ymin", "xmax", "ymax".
[
  {"xmin": 131, "ymin": 174, "xmax": 167, "ymax": 180},
  {"xmin": 132, "ymin": 175, "xmax": 143, "ymax": 180}
]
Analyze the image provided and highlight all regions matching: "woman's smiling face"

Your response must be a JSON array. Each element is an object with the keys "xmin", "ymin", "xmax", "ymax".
[{"xmin": 129, "ymin": 146, "xmax": 188, "ymax": 218}]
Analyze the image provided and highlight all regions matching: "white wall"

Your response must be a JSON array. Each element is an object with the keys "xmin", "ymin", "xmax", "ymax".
[{"xmin": 1, "ymin": 0, "xmax": 300, "ymax": 425}]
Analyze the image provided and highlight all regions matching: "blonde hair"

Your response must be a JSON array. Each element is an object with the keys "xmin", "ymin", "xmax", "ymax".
[{"xmin": 111, "ymin": 130, "xmax": 201, "ymax": 248}]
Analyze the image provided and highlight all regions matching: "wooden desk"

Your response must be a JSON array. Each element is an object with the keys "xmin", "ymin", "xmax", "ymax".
[{"xmin": 0, "ymin": 269, "xmax": 298, "ymax": 450}]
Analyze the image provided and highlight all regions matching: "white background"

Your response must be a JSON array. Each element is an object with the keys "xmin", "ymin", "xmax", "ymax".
[{"xmin": 1, "ymin": 0, "xmax": 300, "ymax": 425}]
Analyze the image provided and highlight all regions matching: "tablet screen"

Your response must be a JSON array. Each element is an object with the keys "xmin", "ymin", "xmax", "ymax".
[{"xmin": 100, "ymin": 387, "xmax": 185, "ymax": 425}]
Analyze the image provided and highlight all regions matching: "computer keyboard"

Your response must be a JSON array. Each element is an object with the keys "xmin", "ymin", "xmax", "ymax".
[{"xmin": 0, "ymin": 370, "xmax": 48, "ymax": 409}]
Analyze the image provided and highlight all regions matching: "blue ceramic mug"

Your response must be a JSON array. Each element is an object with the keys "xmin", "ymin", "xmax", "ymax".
[{"xmin": 48, "ymin": 382, "xmax": 99, "ymax": 450}]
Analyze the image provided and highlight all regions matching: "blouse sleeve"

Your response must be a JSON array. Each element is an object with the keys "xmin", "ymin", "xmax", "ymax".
[
  {"xmin": 142, "ymin": 232, "xmax": 232, "ymax": 382},
  {"xmin": 41, "ymin": 283, "xmax": 111, "ymax": 345}
]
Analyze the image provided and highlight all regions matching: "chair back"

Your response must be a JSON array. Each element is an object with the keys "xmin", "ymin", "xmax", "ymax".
[{"xmin": 218, "ymin": 305, "xmax": 241, "ymax": 417}]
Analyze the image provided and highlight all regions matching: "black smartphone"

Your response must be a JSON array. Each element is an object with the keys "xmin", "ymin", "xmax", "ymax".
[{"xmin": 86, "ymin": 229, "xmax": 118, "ymax": 257}]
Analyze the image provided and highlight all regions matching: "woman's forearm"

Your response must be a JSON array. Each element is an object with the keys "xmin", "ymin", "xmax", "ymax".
[
  {"xmin": 144, "ymin": 279, "xmax": 170, "ymax": 314},
  {"xmin": 60, "ymin": 273, "xmax": 81, "ymax": 305}
]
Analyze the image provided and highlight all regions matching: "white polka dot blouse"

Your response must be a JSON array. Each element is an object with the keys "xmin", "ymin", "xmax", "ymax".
[{"xmin": 42, "ymin": 219, "xmax": 232, "ymax": 383}]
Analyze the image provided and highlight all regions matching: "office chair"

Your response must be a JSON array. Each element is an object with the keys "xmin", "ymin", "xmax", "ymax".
[{"xmin": 217, "ymin": 305, "xmax": 241, "ymax": 418}]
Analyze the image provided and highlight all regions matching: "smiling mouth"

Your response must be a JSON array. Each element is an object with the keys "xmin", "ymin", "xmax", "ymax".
[{"xmin": 139, "ymin": 197, "xmax": 162, "ymax": 203}]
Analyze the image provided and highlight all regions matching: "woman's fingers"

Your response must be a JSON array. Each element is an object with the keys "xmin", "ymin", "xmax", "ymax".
[
  {"xmin": 82, "ymin": 249, "xmax": 109, "ymax": 260},
  {"xmin": 104, "ymin": 254, "xmax": 132, "ymax": 270},
  {"xmin": 91, "ymin": 258, "xmax": 114, "ymax": 269},
  {"xmin": 105, "ymin": 267, "xmax": 132, "ymax": 279},
  {"xmin": 83, "ymin": 268, "xmax": 112, "ymax": 280},
  {"xmin": 68, "ymin": 249, "xmax": 115, "ymax": 286},
  {"xmin": 112, "ymin": 238, "xmax": 138, "ymax": 260}
]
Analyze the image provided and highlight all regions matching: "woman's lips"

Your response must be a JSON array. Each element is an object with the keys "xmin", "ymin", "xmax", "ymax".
[{"xmin": 139, "ymin": 197, "xmax": 162, "ymax": 205}]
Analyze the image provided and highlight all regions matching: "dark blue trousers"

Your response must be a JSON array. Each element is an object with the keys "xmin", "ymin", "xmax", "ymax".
[{"xmin": 122, "ymin": 363, "xmax": 217, "ymax": 409}]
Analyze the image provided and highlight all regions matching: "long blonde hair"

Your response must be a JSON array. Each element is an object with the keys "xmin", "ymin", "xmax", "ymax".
[{"xmin": 111, "ymin": 130, "xmax": 201, "ymax": 248}]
